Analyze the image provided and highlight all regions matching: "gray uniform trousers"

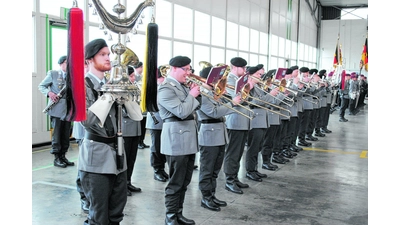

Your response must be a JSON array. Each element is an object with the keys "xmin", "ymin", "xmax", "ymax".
[
  {"xmin": 224, "ymin": 129, "xmax": 248, "ymax": 182},
  {"xmin": 246, "ymin": 128, "xmax": 267, "ymax": 171}
]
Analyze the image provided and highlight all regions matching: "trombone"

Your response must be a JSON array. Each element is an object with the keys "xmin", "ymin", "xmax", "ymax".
[
  {"xmin": 223, "ymin": 80, "xmax": 291, "ymax": 119},
  {"xmin": 250, "ymin": 75, "xmax": 295, "ymax": 107},
  {"xmin": 185, "ymin": 75, "xmax": 255, "ymax": 120}
]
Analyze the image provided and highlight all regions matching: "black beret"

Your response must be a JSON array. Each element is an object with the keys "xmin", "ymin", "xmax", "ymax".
[
  {"xmin": 256, "ymin": 64, "xmax": 264, "ymax": 70},
  {"xmin": 128, "ymin": 66, "xmax": 135, "ymax": 75},
  {"xmin": 58, "ymin": 55, "xmax": 67, "ymax": 64},
  {"xmin": 285, "ymin": 68, "xmax": 293, "ymax": 75},
  {"xmin": 345, "ymin": 73, "xmax": 351, "ymax": 76},
  {"xmin": 290, "ymin": 65, "xmax": 299, "ymax": 70},
  {"xmin": 319, "ymin": 69, "xmax": 326, "ymax": 76},
  {"xmin": 299, "ymin": 67, "xmax": 309, "ymax": 72},
  {"xmin": 309, "ymin": 69, "xmax": 318, "ymax": 75},
  {"xmin": 230, "ymin": 57, "xmax": 247, "ymax": 67},
  {"xmin": 199, "ymin": 66, "xmax": 212, "ymax": 79},
  {"xmin": 134, "ymin": 61, "xmax": 143, "ymax": 68},
  {"xmin": 247, "ymin": 66, "xmax": 259, "ymax": 75},
  {"xmin": 85, "ymin": 39, "xmax": 108, "ymax": 59},
  {"xmin": 262, "ymin": 69, "xmax": 276, "ymax": 80},
  {"xmin": 169, "ymin": 56, "xmax": 191, "ymax": 67}
]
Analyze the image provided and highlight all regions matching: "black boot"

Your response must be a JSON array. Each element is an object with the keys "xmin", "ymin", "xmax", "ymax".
[
  {"xmin": 176, "ymin": 209, "xmax": 195, "ymax": 225},
  {"xmin": 54, "ymin": 154, "xmax": 67, "ymax": 168},
  {"xmin": 60, "ymin": 153, "xmax": 74, "ymax": 166},
  {"xmin": 201, "ymin": 191, "xmax": 221, "ymax": 211},
  {"xmin": 165, "ymin": 213, "xmax": 179, "ymax": 225}
]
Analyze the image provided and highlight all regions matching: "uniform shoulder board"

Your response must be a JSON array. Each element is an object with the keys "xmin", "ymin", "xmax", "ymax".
[{"xmin": 168, "ymin": 81, "xmax": 176, "ymax": 87}]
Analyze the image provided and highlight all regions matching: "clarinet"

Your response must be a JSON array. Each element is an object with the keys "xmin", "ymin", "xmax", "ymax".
[
  {"xmin": 149, "ymin": 112, "xmax": 159, "ymax": 125},
  {"xmin": 42, "ymin": 85, "xmax": 67, "ymax": 113}
]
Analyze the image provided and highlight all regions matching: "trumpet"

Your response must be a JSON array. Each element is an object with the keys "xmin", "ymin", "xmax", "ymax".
[{"xmin": 185, "ymin": 75, "xmax": 255, "ymax": 120}]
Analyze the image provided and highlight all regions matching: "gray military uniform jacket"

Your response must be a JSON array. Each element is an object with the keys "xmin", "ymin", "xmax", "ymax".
[
  {"xmin": 79, "ymin": 73, "xmax": 127, "ymax": 175},
  {"xmin": 145, "ymin": 111, "xmax": 163, "ymax": 130},
  {"xmin": 303, "ymin": 85, "xmax": 316, "ymax": 110},
  {"xmin": 225, "ymin": 73, "xmax": 251, "ymax": 130},
  {"xmin": 157, "ymin": 77, "xmax": 200, "ymax": 156},
  {"xmin": 196, "ymin": 95, "xmax": 234, "ymax": 146},
  {"xmin": 339, "ymin": 80, "xmax": 350, "ymax": 99},
  {"xmin": 122, "ymin": 100, "xmax": 142, "ymax": 137},
  {"xmin": 38, "ymin": 70, "xmax": 67, "ymax": 119},
  {"xmin": 248, "ymin": 86, "xmax": 274, "ymax": 129}
]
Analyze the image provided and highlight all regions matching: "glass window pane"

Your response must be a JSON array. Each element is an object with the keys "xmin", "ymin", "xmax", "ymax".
[
  {"xmin": 259, "ymin": 32, "xmax": 268, "ymax": 54},
  {"xmin": 155, "ymin": 0, "xmax": 172, "ymax": 38},
  {"xmin": 32, "ymin": 15, "xmax": 35, "ymax": 72},
  {"xmin": 40, "ymin": 0, "xmax": 84, "ymax": 17},
  {"xmin": 173, "ymin": 41, "xmax": 192, "ymax": 60},
  {"xmin": 270, "ymin": 56, "xmax": 278, "ymax": 69},
  {"xmin": 158, "ymin": 39, "xmax": 172, "ymax": 65},
  {"xmin": 226, "ymin": 21, "xmax": 238, "ymax": 49},
  {"xmin": 249, "ymin": 54, "xmax": 259, "ymax": 66},
  {"xmin": 304, "ymin": 45, "xmax": 309, "ymax": 61},
  {"xmin": 250, "ymin": 29, "xmax": 259, "ymax": 53},
  {"xmin": 278, "ymin": 37, "xmax": 285, "ymax": 57},
  {"xmin": 238, "ymin": 25, "xmax": 249, "ymax": 51},
  {"xmin": 285, "ymin": 39, "xmax": 291, "ymax": 59},
  {"xmin": 270, "ymin": 35, "xmax": 278, "ymax": 56},
  {"xmin": 259, "ymin": 55, "xmax": 268, "ymax": 69},
  {"xmin": 226, "ymin": 50, "xmax": 239, "ymax": 64},
  {"xmin": 291, "ymin": 41, "xmax": 297, "ymax": 60},
  {"xmin": 51, "ymin": 27, "xmax": 68, "ymax": 70},
  {"xmin": 211, "ymin": 48, "xmax": 225, "ymax": 65},
  {"xmin": 194, "ymin": 11, "xmax": 210, "ymax": 44},
  {"xmin": 298, "ymin": 43, "xmax": 304, "ymax": 61},
  {"xmin": 174, "ymin": 5, "xmax": 193, "ymax": 41},
  {"xmin": 193, "ymin": 45, "xmax": 210, "ymax": 74},
  {"xmin": 211, "ymin": 17, "xmax": 225, "ymax": 47},
  {"xmin": 278, "ymin": 58, "xmax": 286, "ymax": 68}
]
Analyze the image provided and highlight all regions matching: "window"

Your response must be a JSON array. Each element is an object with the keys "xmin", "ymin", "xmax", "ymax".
[
  {"xmin": 156, "ymin": 0, "xmax": 172, "ymax": 38},
  {"xmin": 173, "ymin": 41, "xmax": 192, "ymax": 59},
  {"xmin": 238, "ymin": 25, "xmax": 249, "ymax": 51},
  {"xmin": 158, "ymin": 39, "xmax": 172, "ymax": 65},
  {"xmin": 40, "ymin": 0, "xmax": 84, "ymax": 17},
  {"xmin": 173, "ymin": 5, "xmax": 193, "ymax": 41},
  {"xmin": 211, "ymin": 17, "xmax": 225, "ymax": 47},
  {"xmin": 193, "ymin": 45, "xmax": 210, "ymax": 73},
  {"xmin": 194, "ymin": 11, "xmax": 210, "ymax": 45},
  {"xmin": 226, "ymin": 21, "xmax": 238, "ymax": 49}
]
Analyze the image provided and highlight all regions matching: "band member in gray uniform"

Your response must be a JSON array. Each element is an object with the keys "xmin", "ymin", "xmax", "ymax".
[
  {"xmin": 245, "ymin": 65, "xmax": 275, "ymax": 181},
  {"xmin": 298, "ymin": 67, "xmax": 315, "ymax": 145},
  {"xmin": 38, "ymin": 55, "xmax": 73, "ymax": 168},
  {"xmin": 158, "ymin": 56, "xmax": 200, "ymax": 225},
  {"xmin": 314, "ymin": 70, "xmax": 328, "ymax": 136},
  {"xmin": 321, "ymin": 71, "xmax": 334, "ymax": 133},
  {"xmin": 78, "ymin": 39, "xmax": 130, "ymax": 225},
  {"xmin": 223, "ymin": 57, "xmax": 251, "ymax": 195},
  {"xmin": 196, "ymin": 66, "xmax": 241, "ymax": 212},
  {"xmin": 122, "ymin": 65, "xmax": 143, "ymax": 196},
  {"xmin": 289, "ymin": 66, "xmax": 306, "ymax": 150},
  {"xmin": 339, "ymin": 73, "xmax": 351, "ymax": 122},
  {"xmin": 146, "ymin": 66, "xmax": 168, "ymax": 182},
  {"xmin": 305, "ymin": 69, "xmax": 321, "ymax": 141}
]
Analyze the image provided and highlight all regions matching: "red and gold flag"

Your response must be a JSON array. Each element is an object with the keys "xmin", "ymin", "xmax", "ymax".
[{"xmin": 360, "ymin": 36, "xmax": 368, "ymax": 71}]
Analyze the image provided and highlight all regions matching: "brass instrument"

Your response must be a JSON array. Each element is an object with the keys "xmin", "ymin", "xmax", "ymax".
[
  {"xmin": 159, "ymin": 64, "xmax": 170, "ymax": 77},
  {"xmin": 42, "ymin": 85, "xmax": 67, "ymax": 113},
  {"xmin": 250, "ymin": 75, "xmax": 294, "ymax": 107},
  {"xmin": 185, "ymin": 74, "xmax": 255, "ymax": 120}
]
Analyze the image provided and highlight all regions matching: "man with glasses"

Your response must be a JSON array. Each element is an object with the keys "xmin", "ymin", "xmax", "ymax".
[{"xmin": 158, "ymin": 56, "xmax": 200, "ymax": 225}]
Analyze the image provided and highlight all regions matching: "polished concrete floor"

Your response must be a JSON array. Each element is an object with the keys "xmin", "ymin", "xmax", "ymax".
[{"xmin": 32, "ymin": 104, "xmax": 368, "ymax": 225}]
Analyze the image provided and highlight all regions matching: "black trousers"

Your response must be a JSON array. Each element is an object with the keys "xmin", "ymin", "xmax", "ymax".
[
  {"xmin": 306, "ymin": 109, "xmax": 317, "ymax": 135},
  {"xmin": 299, "ymin": 109, "xmax": 311, "ymax": 140},
  {"xmin": 339, "ymin": 97, "xmax": 349, "ymax": 118},
  {"xmin": 349, "ymin": 98, "xmax": 356, "ymax": 113},
  {"xmin": 199, "ymin": 145, "xmax": 225, "ymax": 193},
  {"xmin": 123, "ymin": 136, "xmax": 140, "ymax": 183},
  {"xmin": 288, "ymin": 117, "xmax": 298, "ymax": 145},
  {"xmin": 296, "ymin": 111, "xmax": 304, "ymax": 141},
  {"xmin": 165, "ymin": 154, "xmax": 195, "ymax": 214},
  {"xmin": 50, "ymin": 116, "xmax": 71, "ymax": 154},
  {"xmin": 317, "ymin": 107, "xmax": 327, "ymax": 129},
  {"xmin": 149, "ymin": 129, "xmax": 166, "ymax": 171},
  {"xmin": 246, "ymin": 128, "xmax": 267, "ymax": 172},
  {"xmin": 323, "ymin": 104, "xmax": 331, "ymax": 128},
  {"xmin": 279, "ymin": 119, "xmax": 290, "ymax": 149},
  {"xmin": 139, "ymin": 116, "xmax": 147, "ymax": 143},
  {"xmin": 261, "ymin": 125, "xmax": 279, "ymax": 161},
  {"xmin": 224, "ymin": 129, "xmax": 248, "ymax": 177},
  {"xmin": 80, "ymin": 170, "xmax": 127, "ymax": 225}
]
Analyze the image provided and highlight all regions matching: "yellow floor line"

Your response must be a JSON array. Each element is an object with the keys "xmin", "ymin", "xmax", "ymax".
[{"xmin": 302, "ymin": 147, "xmax": 368, "ymax": 158}]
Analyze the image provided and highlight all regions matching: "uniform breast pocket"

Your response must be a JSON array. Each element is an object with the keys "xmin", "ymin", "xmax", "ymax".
[
  {"xmin": 88, "ymin": 143, "xmax": 107, "ymax": 167},
  {"xmin": 170, "ymin": 126, "xmax": 192, "ymax": 150}
]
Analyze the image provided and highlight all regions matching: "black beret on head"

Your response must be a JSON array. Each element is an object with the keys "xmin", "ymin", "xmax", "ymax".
[
  {"xmin": 199, "ymin": 66, "xmax": 212, "ymax": 79},
  {"xmin": 128, "ymin": 66, "xmax": 135, "ymax": 75},
  {"xmin": 230, "ymin": 57, "xmax": 247, "ymax": 67},
  {"xmin": 58, "ymin": 55, "xmax": 67, "ymax": 64},
  {"xmin": 85, "ymin": 39, "xmax": 108, "ymax": 59},
  {"xmin": 134, "ymin": 61, "xmax": 143, "ymax": 68},
  {"xmin": 319, "ymin": 69, "xmax": 326, "ymax": 76},
  {"xmin": 290, "ymin": 65, "xmax": 299, "ymax": 70},
  {"xmin": 256, "ymin": 64, "xmax": 264, "ymax": 70},
  {"xmin": 262, "ymin": 69, "xmax": 276, "ymax": 80},
  {"xmin": 309, "ymin": 69, "xmax": 318, "ymax": 74},
  {"xmin": 285, "ymin": 68, "xmax": 293, "ymax": 75},
  {"xmin": 247, "ymin": 66, "xmax": 259, "ymax": 75},
  {"xmin": 169, "ymin": 56, "xmax": 191, "ymax": 67},
  {"xmin": 345, "ymin": 73, "xmax": 351, "ymax": 76},
  {"xmin": 299, "ymin": 67, "xmax": 309, "ymax": 73}
]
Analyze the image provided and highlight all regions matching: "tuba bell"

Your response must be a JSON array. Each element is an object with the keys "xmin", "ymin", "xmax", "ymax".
[{"xmin": 119, "ymin": 46, "xmax": 140, "ymax": 67}]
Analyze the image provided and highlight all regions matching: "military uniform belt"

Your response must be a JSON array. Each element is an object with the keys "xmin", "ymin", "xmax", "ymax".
[
  {"xmin": 163, "ymin": 115, "xmax": 195, "ymax": 123},
  {"xmin": 85, "ymin": 132, "xmax": 116, "ymax": 144},
  {"xmin": 200, "ymin": 118, "xmax": 224, "ymax": 124}
]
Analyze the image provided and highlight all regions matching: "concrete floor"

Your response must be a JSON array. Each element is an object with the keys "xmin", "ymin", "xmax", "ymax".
[{"xmin": 32, "ymin": 104, "xmax": 368, "ymax": 225}]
